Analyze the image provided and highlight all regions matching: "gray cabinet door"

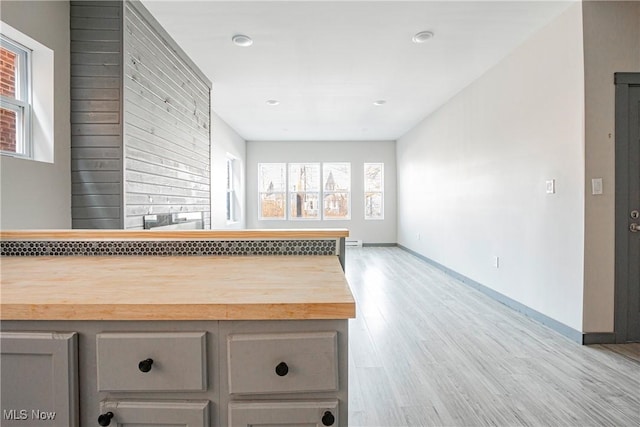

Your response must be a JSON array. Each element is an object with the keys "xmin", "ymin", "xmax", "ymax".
[
  {"xmin": 99, "ymin": 400, "xmax": 209, "ymax": 426},
  {"xmin": 229, "ymin": 400, "xmax": 338, "ymax": 427},
  {"xmin": 0, "ymin": 332, "xmax": 78, "ymax": 427}
]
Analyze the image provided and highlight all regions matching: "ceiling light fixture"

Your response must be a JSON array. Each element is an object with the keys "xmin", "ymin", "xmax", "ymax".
[
  {"xmin": 266, "ymin": 99, "xmax": 280, "ymax": 106},
  {"xmin": 373, "ymin": 100, "xmax": 386, "ymax": 106},
  {"xmin": 232, "ymin": 34, "xmax": 253, "ymax": 47},
  {"xmin": 412, "ymin": 30, "xmax": 434, "ymax": 44}
]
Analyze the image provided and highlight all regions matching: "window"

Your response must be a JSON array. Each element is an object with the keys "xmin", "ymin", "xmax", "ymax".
[
  {"xmin": 289, "ymin": 163, "xmax": 320, "ymax": 219},
  {"xmin": 258, "ymin": 162, "xmax": 352, "ymax": 221},
  {"xmin": 364, "ymin": 163, "xmax": 384, "ymax": 219},
  {"xmin": 0, "ymin": 34, "xmax": 31, "ymax": 157},
  {"xmin": 323, "ymin": 162, "xmax": 350, "ymax": 220},
  {"xmin": 258, "ymin": 163, "xmax": 287, "ymax": 220},
  {"xmin": 226, "ymin": 156, "xmax": 235, "ymax": 222}
]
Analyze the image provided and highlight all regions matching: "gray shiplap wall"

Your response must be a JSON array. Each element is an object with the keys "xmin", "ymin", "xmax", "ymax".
[
  {"xmin": 70, "ymin": 1, "xmax": 124, "ymax": 229},
  {"xmin": 70, "ymin": 0, "xmax": 211, "ymax": 230}
]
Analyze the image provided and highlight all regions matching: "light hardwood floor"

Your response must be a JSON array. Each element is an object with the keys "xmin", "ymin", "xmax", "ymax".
[{"xmin": 346, "ymin": 247, "xmax": 640, "ymax": 427}]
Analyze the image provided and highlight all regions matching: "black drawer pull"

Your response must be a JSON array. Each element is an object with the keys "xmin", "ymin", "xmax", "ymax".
[
  {"xmin": 275, "ymin": 361, "xmax": 289, "ymax": 376},
  {"xmin": 322, "ymin": 410, "xmax": 335, "ymax": 426},
  {"xmin": 138, "ymin": 358, "xmax": 154, "ymax": 373},
  {"xmin": 98, "ymin": 411, "xmax": 113, "ymax": 426}
]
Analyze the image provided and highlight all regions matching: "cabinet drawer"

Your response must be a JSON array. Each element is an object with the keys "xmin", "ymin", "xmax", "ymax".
[
  {"xmin": 229, "ymin": 400, "xmax": 338, "ymax": 427},
  {"xmin": 99, "ymin": 400, "xmax": 209, "ymax": 426},
  {"xmin": 227, "ymin": 331, "xmax": 337, "ymax": 395},
  {"xmin": 97, "ymin": 332, "xmax": 207, "ymax": 392}
]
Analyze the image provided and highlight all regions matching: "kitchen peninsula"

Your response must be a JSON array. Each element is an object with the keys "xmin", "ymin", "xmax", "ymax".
[{"xmin": 0, "ymin": 229, "xmax": 355, "ymax": 427}]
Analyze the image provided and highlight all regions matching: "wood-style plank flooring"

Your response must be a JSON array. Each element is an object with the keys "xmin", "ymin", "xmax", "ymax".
[{"xmin": 346, "ymin": 247, "xmax": 640, "ymax": 426}]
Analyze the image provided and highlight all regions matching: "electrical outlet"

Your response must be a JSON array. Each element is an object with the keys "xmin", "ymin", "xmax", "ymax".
[
  {"xmin": 417, "ymin": 233, "xmax": 421, "ymax": 240},
  {"xmin": 493, "ymin": 256, "xmax": 500, "ymax": 268},
  {"xmin": 546, "ymin": 179, "xmax": 555, "ymax": 194}
]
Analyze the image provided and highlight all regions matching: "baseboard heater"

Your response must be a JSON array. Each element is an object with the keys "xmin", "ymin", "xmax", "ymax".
[{"xmin": 345, "ymin": 239, "xmax": 362, "ymax": 247}]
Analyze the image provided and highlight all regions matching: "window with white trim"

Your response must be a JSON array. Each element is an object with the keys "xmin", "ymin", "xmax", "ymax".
[
  {"xmin": 226, "ymin": 156, "xmax": 235, "ymax": 222},
  {"xmin": 323, "ymin": 162, "xmax": 350, "ymax": 220},
  {"xmin": 364, "ymin": 162, "xmax": 384, "ymax": 220},
  {"xmin": 258, "ymin": 163, "xmax": 287, "ymax": 220},
  {"xmin": 0, "ymin": 34, "xmax": 31, "ymax": 157},
  {"xmin": 289, "ymin": 163, "xmax": 320, "ymax": 219}
]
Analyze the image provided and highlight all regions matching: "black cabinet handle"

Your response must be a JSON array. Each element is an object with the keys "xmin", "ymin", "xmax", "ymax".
[
  {"xmin": 322, "ymin": 410, "xmax": 335, "ymax": 426},
  {"xmin": 97, "ymin": 411, "xmax": 113, "ymax": 426},
  {"xmin": 138, "ymin": 358, "xmax": 154, "ymax": 373},
  {"xmin": 275, "ymin": 361, "xmax": 289, "ymax": 376}
]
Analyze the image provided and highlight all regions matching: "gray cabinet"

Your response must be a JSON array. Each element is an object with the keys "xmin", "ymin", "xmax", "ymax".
[
  {"xmin": 1, "ymin": 319, "xmax": 348, "ymax": 426},
  {"xmin": 0, "ymin": 332, "xmax": 78, "ymax": 427},
  {"xmin": 99, "ymin": 400, "xmax": 209, "ymax": 426},
  {"xmin": 229, "ymin": 400, "xmax": 339, "ymax": 427}
]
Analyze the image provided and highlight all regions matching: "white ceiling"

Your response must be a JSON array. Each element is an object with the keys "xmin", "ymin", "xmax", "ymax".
[{"xmin": 141, "ymin": 0, "xmax": 574, "ymax": 141}]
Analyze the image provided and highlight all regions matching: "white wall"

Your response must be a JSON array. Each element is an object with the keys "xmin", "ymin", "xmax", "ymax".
[
  {"xmin": 210, "ymin": 111, "xmax": 246, "ymax": 229},
  {"xmin": 582, "ymin": 1, "xmax": 640, "ymax": 332},
  {"xmin": 397, "ymin": 4, "xmax": 585, "ymax": 331},
  {"xmin": 247, "ymin": 140, "xmax": 396, "ymax": 244},
  {"xmin": 0, "ymin": 1, "xmax": 71, "ymax": 229}
]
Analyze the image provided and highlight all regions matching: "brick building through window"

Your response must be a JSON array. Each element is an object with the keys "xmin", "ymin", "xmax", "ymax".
[{"xmin": 0, "ymin": 46, "xmax": 18, "ymax": 152}]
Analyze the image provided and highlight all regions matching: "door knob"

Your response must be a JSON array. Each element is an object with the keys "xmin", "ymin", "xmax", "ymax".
[{"xmin": 631, "ymin": 223, "xmax": 639, "ymax": 233}]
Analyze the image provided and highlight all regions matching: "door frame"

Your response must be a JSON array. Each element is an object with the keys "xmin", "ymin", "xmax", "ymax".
[{"xmin": 614, "ymin": 72, "xmax": 640, "ymax": 343}]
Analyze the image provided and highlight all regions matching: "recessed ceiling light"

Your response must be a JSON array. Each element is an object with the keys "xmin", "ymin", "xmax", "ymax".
[
  {"xmin": 412, "ymin": 31, "xmax": 434, "ymax": 44},
  {"xmin": 373, "ymin": 100, "xmax": 386, "ymax": 106},
  {"xmin": 266, "ymin": 99, "xmax": 280, "ymax": 106},
  {"xmin": 232, "ymin": 34, "xmax": 253, "ymax": 47}
]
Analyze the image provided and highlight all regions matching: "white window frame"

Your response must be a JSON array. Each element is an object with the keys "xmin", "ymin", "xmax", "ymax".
[
  {"xmin": 364, "ymin": 162, "xmax": 384, "ymax": 220},
  {"xmin": 225, "ymin": 156, "xmax": 236, "ymax": 223},
  {"xmin": 0, "ymin": 34, "xmax": 31, "ymax": 158}
]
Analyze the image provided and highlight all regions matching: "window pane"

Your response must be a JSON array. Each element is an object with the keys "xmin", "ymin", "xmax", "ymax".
[
  {"xmin": 323, "ymin": 163, "xmax": 350, "ymax": 191},
  {"xmin": 0, "ymin": 107, "xmax": 19, "ymax": 153},
  {"xmin": 323, "ymin": 163, "xmax": 350, "ymax": 219},
  {"xmin": 289, "ymin": 163, "xmax": 320, "ymax": 192},
  {"xmin": 365, "ymin": 192, "xmax": 384, "ymax": 219},
  {"xmin": 289, "ymin": 192, "xmax": 319, "ymax": 219},
  {"xmin": 258, "ymin": 163, "xmax": 286, "ymax": 220},
  {"xmin": 260, "ymin": 193, "xmax": 286, "ymax": 219},
  {"xmin": 258, "ymin": 163, "xmax": 286, "ymax": 192},
  {"xmin": 324, "ymin": 192, "xmax": 350, "ymax": 219},
  {"xmin": 0, "ymin": 46, "xmax": 17, "ymax": 99},
  {"xmin": 365, "ymin": 163, "xmax": 383, "ymax": 191}
]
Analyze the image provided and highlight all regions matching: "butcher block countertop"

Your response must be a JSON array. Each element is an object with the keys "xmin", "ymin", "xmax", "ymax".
[{"xmin": 0, "ymin": 255, "xmax": 355, "ymax": 321}]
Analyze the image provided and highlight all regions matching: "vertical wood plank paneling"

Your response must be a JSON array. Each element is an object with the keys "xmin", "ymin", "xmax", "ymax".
[
  {"xmin": 70, "ymin": 1, "xmax": 123, "ymax": 229},
  {"xmin": 123, "ymin": 1, "xmax": 211, "ymax": 230}
]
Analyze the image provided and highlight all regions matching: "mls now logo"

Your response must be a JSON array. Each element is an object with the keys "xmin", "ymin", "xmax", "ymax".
[{"xmin": 3, "ymin": 409, "xmax": 56, "ymax": 421}]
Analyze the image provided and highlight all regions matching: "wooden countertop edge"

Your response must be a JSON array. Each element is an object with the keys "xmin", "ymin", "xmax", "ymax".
[
  {"xmin": 0, "ymin": 229, "xmax": 349, "ymax": 241},
  {"xmin": 0, "ymin": 302, "xmax": 356, "ymax": 321}
]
